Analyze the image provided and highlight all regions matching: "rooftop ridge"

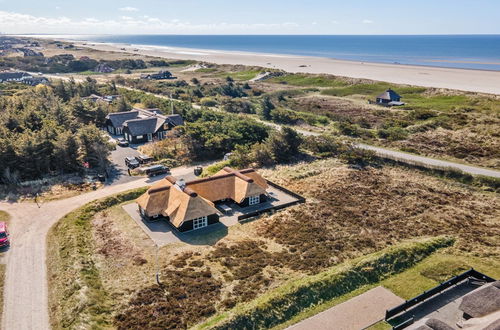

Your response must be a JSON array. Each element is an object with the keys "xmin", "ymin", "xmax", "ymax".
[
  {"xmin": 222, "ymin": 167, "xmax": 254, "ymax": 183},
  {"xmin": 166, "ymin": 176, "xmax": 198, "ymax": 197}
]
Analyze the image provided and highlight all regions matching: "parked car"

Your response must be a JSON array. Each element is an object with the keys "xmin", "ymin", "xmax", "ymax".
[
  {"xmin": 117, "ymin": 138, "xmax": 129, "ymax": 147},
  {"xmin": 144, "ymin": 165, "xmax": 169, "ymax": 177},
  {"xmin": 125, "ymin": 156, "xmax": 140, "ymax": 169},
  {"xmin": 194, "ymin": 166, "xmax": 203, "ymax": 176},
  {"xmin": 135, "ymin": 155, "xmax": 154, "ymax": 165},
  {"xmin": 0, "ymin": 222, "xmax": 10, "ymax": 248}
]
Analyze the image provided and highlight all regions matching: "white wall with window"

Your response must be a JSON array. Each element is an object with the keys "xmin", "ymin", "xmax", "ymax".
[
  {"xmin": 192, "ymin": 216, "xmax": 208, "ymax": 230},
  {"xmin": 249, "ymin": 195, "xmax": 260, "ymax": 206}
]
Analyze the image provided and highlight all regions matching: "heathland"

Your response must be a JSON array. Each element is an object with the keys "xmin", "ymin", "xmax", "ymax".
[{"xmin": 0, "ymin": 36, "xmax": 499, "ymax": 330}]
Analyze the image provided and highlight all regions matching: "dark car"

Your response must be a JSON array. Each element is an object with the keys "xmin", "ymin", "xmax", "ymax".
[
  {"xmin": 117, "ymin": 138, "xmax": 129, "ymax": 147},
  {"xmin": 125, "ymin": 156, "xmax": 140, "ymax": 169},
  {"xmin": 144, "ymin": 165, "xmax": 169, "ymax": 177},
  {"xmin": 194, "ymin": 166, "xmax": 203, "ymax": 176},
  {"xmin": 135, "ymin": 155, "xmax": 154, "ymax": 164}
]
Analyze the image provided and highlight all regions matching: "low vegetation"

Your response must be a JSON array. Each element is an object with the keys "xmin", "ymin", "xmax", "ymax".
[
  {"xmin": 47, "ymin": 158, "xmax": 499, "ymax": 329},
  {"xmin": 203, "ymin": 237, "xmax": 453, "ymax": 330},
  {"xmin": 46, "ymin": 187, "xmax": 147, "ymax": 329},
  {"xmin": 0, "ymin": 211, "xmax": 9, "ymax": 223}
]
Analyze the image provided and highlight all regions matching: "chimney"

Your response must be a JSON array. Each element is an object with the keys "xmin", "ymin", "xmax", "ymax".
[{"xmin": 176, "ymin": 178, "xmax": 186, "ymax": 190}]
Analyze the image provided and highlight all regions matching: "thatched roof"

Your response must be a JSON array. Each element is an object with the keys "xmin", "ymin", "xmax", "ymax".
[
  {"xmin": 459, "ymin": 281, "xmax": 500, "ymax": 318},
  {"xmin": 137, "ymin": 167, "xmax": 268, "ymax": 228}
]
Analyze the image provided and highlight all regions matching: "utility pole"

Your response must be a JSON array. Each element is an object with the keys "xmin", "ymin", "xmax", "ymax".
[{"xmin": 155, "ymin": 244, "xmax": 161, "ymax": 285}]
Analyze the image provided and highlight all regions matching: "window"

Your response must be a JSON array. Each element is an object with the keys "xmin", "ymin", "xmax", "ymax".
[
  {"xmin": 192, "ymin": 216, "xmax": 208, "ymax": 230},
  {"xmin": 136, "ymin": 135, "xmax": 143, "ymax": 139},
  {"xmin": 249, "ymin": 195, "xmax": 260, "ymax": 206}
]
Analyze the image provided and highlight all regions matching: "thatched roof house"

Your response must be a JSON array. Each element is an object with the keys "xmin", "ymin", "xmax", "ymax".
[
  {"xmin": 137, "ymin": 167, "xmax": 269, "ymax": 232},
  {"xmin": 459, "ymin": 281, "xmax": 500, "ymax": 319}
]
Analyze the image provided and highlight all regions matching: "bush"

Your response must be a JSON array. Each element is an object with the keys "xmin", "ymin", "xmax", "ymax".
[
  {"xmin": 378, "ymin": 127, "xmax": 409, "ymax": 141},
  {"xmin": 200, "ymin": 97, "xmax": 217, "ymax": 107}
]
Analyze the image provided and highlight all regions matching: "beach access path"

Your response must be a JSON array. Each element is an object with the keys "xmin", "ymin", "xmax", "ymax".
[
  {"xmin": 0, "ymin": 164, "xmax": 204, "ymax": 330},
  {"xmin": 70, "ymin": 40, "xmax": 500, "ymax": 95}
]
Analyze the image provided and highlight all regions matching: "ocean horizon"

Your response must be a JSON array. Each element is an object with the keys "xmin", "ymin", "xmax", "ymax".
[{"xmin": 49, "ymin": 34, "xmax": 500, "ymax": 71}]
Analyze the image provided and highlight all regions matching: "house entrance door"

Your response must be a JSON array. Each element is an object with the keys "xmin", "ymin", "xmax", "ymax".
[{"xmin": 147, "ymin": 133, "xmax": 153, "ymax": 141}]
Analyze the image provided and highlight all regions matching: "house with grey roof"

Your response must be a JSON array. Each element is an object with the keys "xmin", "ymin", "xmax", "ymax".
[
  {"xmin": 0, "ymin": 71, "xmax": 33, "ymax": 83},
  {"xmin": 105, "ymin": 108, "xmax": 184, "ymax": 144},
  {"xmin": 376, "ymin": 88, "xmax": 405, "ymax": 106}
]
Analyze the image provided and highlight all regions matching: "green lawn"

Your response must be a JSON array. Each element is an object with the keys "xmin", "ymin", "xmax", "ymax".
[
  {"xmin": 219, "ymin": 69, "xmax": 262, "ymax": 81},
  {"xmin": 269, "ymin": 73, "xmax": 348, "ymax": 88},
  {"xmin": 381, "ymin": 252, "xmax": 500, "ymax": 300}
]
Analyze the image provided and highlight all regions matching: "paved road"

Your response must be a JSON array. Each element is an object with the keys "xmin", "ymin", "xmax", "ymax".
[{"xmin": 0, "ymin": 165, "xmax": 199, "ymax": 330}]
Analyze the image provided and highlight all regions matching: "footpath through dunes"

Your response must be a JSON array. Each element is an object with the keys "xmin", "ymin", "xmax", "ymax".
[{"xmin": 0, "ymin": 165, "xmax": 197, "ymax": 330}]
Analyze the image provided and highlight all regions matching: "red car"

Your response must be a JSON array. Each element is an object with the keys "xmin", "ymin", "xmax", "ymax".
[{"xmin": 0, "ymin": 222, "xmax": 10, "ymax": 247}]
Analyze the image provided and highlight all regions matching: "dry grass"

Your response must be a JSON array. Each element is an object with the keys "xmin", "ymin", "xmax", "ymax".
[
  {"xmin": 393, "ymin": 127, "xmax": 500, "ymax": 168},
  {"xmin": 98, "ymin": 160, "xmax": 498, "ymax": 329},
  {"xmin": 48, "ymin": 159, "xmax": 499, "ymax": 329}
]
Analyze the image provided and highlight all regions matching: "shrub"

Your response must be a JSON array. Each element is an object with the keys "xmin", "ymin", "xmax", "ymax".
[{"xmin": 200, "ymin": 97, "xmax": 218, "ymax": 107}]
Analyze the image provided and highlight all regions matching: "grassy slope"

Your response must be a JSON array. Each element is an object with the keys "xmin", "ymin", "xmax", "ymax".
[
  {"xmin": 46, "ymin": 187, "xmax": 147, "ymax": 330},
  {"xmin": 272, "ymin": 251, "xmax": 500, "ymax": 330},
  {"xmin": 195, "ymin": 236, "xmax": 453, "ymax": 330}
]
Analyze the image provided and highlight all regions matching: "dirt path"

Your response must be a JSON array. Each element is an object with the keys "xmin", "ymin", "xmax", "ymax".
[{"xmin": 0, "ymin": 165, "xmax": 198, "ymax": 330}]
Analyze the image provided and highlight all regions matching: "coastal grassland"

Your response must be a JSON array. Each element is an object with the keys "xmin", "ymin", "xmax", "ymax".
[
  {"xmin": 218, "ymin": 69, "xmax": 262, "ymax": 81},
  {"xmin": 46, "ymin": 187, "xmax": 147, "ymax": 330},
  {"xmin": 44, "ymin": 158, "xmax": 498, "ymax": 329},
  {"xmin": 268, "ymin": 73, "xmax": 348, "ymax": 88},
  {"xmin": 262, "ymin": 74, "xmax": 500, "ymax": 168},
  {"xmin": 198, "ymin": 237, "xmax": 453, "ymax": 330}
]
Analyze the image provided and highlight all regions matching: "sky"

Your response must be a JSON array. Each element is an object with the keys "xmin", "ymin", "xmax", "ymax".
[{"xmin": 1, "ymin": 0, "xmax": 500, "ymax": 35}]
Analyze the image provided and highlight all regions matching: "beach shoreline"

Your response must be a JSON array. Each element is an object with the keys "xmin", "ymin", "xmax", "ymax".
[{"xmin": 25, "ymin": 35, "xmax": 500, "ymax": 95}]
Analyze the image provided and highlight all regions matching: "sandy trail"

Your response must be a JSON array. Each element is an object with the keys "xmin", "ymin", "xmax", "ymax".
[{"xmin": 0, "ymin": 165, "xmax": 197, "ymax": 330}]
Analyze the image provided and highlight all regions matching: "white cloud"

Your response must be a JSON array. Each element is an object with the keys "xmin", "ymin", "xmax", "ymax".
[
  {"xmin": 362, "ymin": 19, "xmax": 374, "ymax": 24},
  {"xmin": 311, "ymin": 22, "xmax": 318, "ymax": 25},
  {"xmin": 332, "ymin": 20, "xmax": 339, "ymax": 24},
  {"xmin": 0, "ymin": 10, "xmax": 300, "ymax": 34},
  {"xmin": 119, "ymin": 6, "xmax": 139, "ymax": 12}
]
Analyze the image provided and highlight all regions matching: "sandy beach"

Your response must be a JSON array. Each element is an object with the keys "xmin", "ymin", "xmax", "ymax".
[{"xmin": 48, "ymin": 38, "xmax": 500, "ymax": 95}]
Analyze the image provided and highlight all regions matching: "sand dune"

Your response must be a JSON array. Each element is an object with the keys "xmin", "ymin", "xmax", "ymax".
[{"xmin": 52, "ymin": 38, "xmax": 500, "ymax": 95}]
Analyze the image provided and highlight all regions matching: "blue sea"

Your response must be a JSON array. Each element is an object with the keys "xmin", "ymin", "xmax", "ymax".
[{"xmin": 69, "ymin": 35, "xmax": 500, "ymax": 71}]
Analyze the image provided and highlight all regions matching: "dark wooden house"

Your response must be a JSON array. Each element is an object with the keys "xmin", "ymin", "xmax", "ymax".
[
  {"xmin": 105, "ymin": 108, "xmax": 184, "ymax": 143},
  {"xmin": 376, "ymin": 89, "xmax": 404, "ymax": 106}
]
